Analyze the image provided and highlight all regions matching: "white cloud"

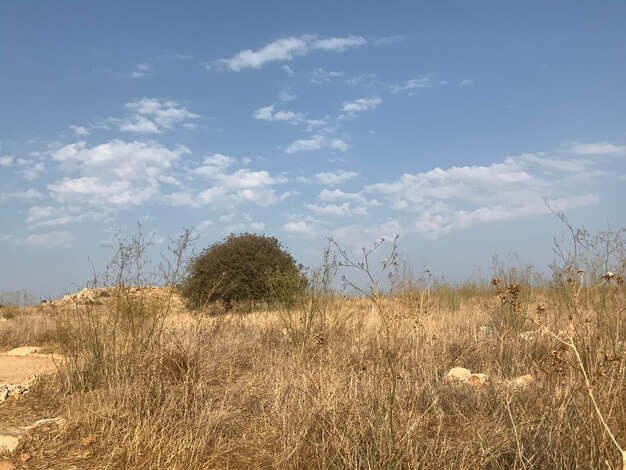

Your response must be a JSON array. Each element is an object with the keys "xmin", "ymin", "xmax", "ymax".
[
  {"xmin": 305, "ymin": 202, "xmax": 367, "ymax": 216},
  {"xmin": 119, "ymin": 98, "xmax": 199, "ymax": 134},
  {"xmin": 282, "ymin": 218, "xmax": 319, "ymax": 236},
  {"xmin": 163, "ymin": 191, "xmax": 199, "ymax": 208},
  {"xmin": 310, "ymin": 68, "xmax": 345, "ymax": 84},
  {"xmin": 341, "ymin": 97, "xmax": 382, "ymax": 113},
  {"xmin": 452, "ymin": 195, "xmax": 598, "ymax": 231},
  {"xmin": 173, "ymin": 157, "xmax": 289, "ymax": 208},
  {"xmin": 367, "ymin": 162, "xmax": 535, "ymax": 205},
  {"xmin": 304, "ymin": 120, "xmax": 327, "ymax": 131},
  {"xmin": 26, "ymin": 205, "xmax": 112, "ymax": 228},
  {"xmin": 0, "ymin": 155, "xmax": 14, "ymax": 166},
  {"xmin": 26, "ymin": 206, "xmax": 56, "ymax": 225},
  {"xmin": 0, "ymin": 189, "xmax": 43, "ymax": 203},
  {"xmin": 306, "ymin": 187, "xmax": 377, "ymax": 216},
  {"xmin": 49, "ymin": 140, "xmax": 186, "ymax": 206},
  {"xmin": 0, "ymin": 233, "xmax": 14, "ymax": 244},
  {"xmin": 253, "ymin": 105, "xmax": 304, "ymax": 125},
  {"xmin": 278, "ymin": 90, "xmax": 297, "ymax": 102},
  {"xmin": 286, "ymin": 135, "xmax": 348, "ymax": 154},
  {"xmin": 253, "ymin": 105, "xmax": 276, "ymax": 121},
  {"xmin": 198, "ymin": 169, "xmax": 285, "ymax": 206},
  {"xmin": 69, "ymin": 125, "xmax": 89, "ymax": 136},
  {"xmin": 253, "ymin": 104, "xmax": 324, "ymax": 130},
  {"xmin": 366, "ymin": 152, "xmax": 602, "ymax": 238},
  {"xmin": 373, "ymin": 35, "xmax": 404, "ymax": 46},
  {"xmin": 389, "ymin": 77, "xmax": 436, "ymax": 93},
  {"xmin": 314, "ymin": 170, "xmax": 358, "ymax": 186},
  {"xmin": 314, "ymin": 36, "xmax": 366, "ymax": 51},
  {"xmin": 318, "ymin": 188, "xmax": 364, "ymax": 202},
  {"xmin": 282, "ymin": 64, "xmax": 295, "ymax": 77},
  {"xmin": 52, "ymin": 140, "xmax": 183, "ymax": 181},
  {"xmin": 516, "ymin": 153, "xmax": 594, "ymax": 173},
  {"xmin": 286, "ymin": 135, "xmax": 323, "ymax": 153},
  {"xmin": 219, "ymin": 213, "xmax": 266, "ymax": 233},
  {"xmin": 344, "ymin": 73, "xmax": 379, "ymax": 87},
  {"xmin": 120, "ymin": 116, "xmax": 160, "ymax": 134},
  {"xmin": 249, "ymin": 222, "xmax": 265, "ymax": 231},
  {"xmin": 14, "ymin": 158, "xmax": 45, "ymax": 180},
  {"xmin": 213, "ymin": 34, "xmax": 366, "ymax": 71},
  {"xmin": 219, "ymin": 213, "xmax": 236, "ymax": 223},
  {"xmin": 569, "ymin": 142, "xmax": 626, "ymax": 156},
  {"xmin": 24, "ymin": 231, "xmax": 75, "ymax": 248},
  {"xmin": 460, "ymin": 79, "xmax": 474, "ymax": 87},
  {"xmin": 283, "ymin": 221, "xmax": 309, "ymax": 234},
  {"xmin": 329, "ymin": 220, "xmax": 402, "ymax": 252},
  {"xmin": 131, "ymin": 63, "xmax": 153, "ymax": 79},
  {"xmin": 340, "ymin": 96, "xmax": 382, "ymax": 119},
  {"xmin": 50, "ymin": 177, "xmax": 161, "ymax": 206},
  {"xmin": 195, "ymin": 219, "xmax": 214, "ymax": 232},
  {"xmin": 194, "ymin": 153, "xmax": 235, "ymax": 178}
]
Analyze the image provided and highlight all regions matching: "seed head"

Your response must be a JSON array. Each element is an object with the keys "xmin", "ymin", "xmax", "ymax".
[{"xmin": 602, "ymin": 271, "xmax": 615, "ymax": 281}]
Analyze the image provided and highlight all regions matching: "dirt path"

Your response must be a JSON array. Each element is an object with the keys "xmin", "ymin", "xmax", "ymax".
[
  {"xmin": 0, "ymin": 354, "xmax": 60, "ymax": 385},
  {"xmin": 0, "ymin": 347, "xmax": 62, "ymax": 386},
  {"xmin": 0, "ymin": 347, "xmax": 64, "ymax": 460}
]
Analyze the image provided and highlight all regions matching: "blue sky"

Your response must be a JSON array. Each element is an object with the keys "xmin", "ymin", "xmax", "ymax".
[{"xmin": 1, "ymin": 1, "xmax": 625, "ymax": 297}]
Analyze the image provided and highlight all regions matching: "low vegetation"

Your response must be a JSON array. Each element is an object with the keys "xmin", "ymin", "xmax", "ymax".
[{"xmin": 0, "ymin": 222, "xmax": 624, "ymax": 469}]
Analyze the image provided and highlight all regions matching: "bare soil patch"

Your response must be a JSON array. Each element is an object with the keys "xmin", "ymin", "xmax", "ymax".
[{"xmin": 0, "ymin": 352, "xmax": 60, "ymax": 386}]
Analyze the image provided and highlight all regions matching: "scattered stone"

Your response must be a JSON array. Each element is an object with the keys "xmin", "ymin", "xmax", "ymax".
[
  {"xmin": 0, "ymin": 384, "xmax": 29, "ymax": 402},
  {"xmin": 52, "ymin": 286, "xmax": 187, "ymax": 312},
  {"xmin": 28, "ymin": 418, "xmax": 66, "ymax": 430},
  {"xmin": 445, "ymin": 366, "xmax": 471, "ymax": 381},
  {"xmin": 506, "ymin": 373, "xmax": 535, "ymax": 389},
  {"xmin": 0, "ymin": 418, "xmax": 64, "ymax": 457},
  {"xmin": 5, "ymin": 347, "xmax": 40, "ymax": 357},
  {"xmin": 0, "ymin": 430, "xmax": 23, "ymax": 454},
  {"xmin": 0, "ymin": 461, "xmax": 16, "ymax": 470},
  {"xmin": 444, "ymin": 367, "xmax": 490, "ymax": 387},
  {"xmin": 19, "ymin": 452, "xmax": 31, "ymax": 462},
  {"xmin": 467, "ymin": 374, "xmax": 489, "ymax": 387}
]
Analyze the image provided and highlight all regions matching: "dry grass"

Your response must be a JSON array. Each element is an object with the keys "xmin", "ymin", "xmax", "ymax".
[
  {"xmin": 1, "ymin": 281, "xmax": 624, "ymax": 469},
  {"xmin": 0, "ymin": 305, "xmax": 57, "ymax": 351}
]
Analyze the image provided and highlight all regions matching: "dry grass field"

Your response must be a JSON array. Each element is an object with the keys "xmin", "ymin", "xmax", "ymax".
[{"xmin": 0, "ymin": 229, "xmax": 624, "ymax": 469}]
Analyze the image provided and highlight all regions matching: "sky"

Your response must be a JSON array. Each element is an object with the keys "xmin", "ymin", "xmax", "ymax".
[{"xmin": 1, "ymin": 1, "xmax": 625, "ymax": 298}]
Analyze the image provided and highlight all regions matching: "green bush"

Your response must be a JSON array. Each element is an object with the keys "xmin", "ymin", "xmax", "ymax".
[{"xmin": 181, "ymin": 233, "xmax": 306, "ymax": 309}]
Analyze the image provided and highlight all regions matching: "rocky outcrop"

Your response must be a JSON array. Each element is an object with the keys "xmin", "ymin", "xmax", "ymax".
[
  {"xmin": 0, "ymin": 385, "xmax": 28, "ymax": 402},
  {"xmin": 0, "ymin": 419, "xmax": 65, "ymax": 455},
  {"xmin": 4, "ymin": 347, "xmax": 40, "ymax": 357},
  {"xmin": 444, "ymin": 367, "xmax": 490, "ymax": 387},
  {"xmin": 505, "ymin": 373, "xmax": 535, "ymax": 389},
  {"xmin": 444, "ymin": 367, "xmax": 535, "ymax": 391},
  {"xmin": 0, "ymin": 429, "xmax": 22, "ymax": 455}
]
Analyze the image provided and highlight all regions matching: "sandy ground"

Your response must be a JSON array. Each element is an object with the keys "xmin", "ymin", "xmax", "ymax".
[{"xmin": 0, "ymin": 353, "xmax": 60, "ymax": 385}]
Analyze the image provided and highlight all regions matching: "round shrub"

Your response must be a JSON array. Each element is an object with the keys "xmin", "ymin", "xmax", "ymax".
[{"xmin": 181, "ymin": 232, "xmax": 306, "ymax": 309}]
